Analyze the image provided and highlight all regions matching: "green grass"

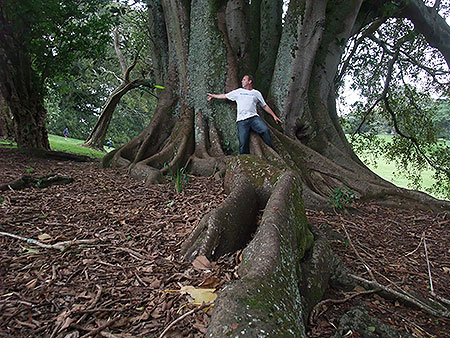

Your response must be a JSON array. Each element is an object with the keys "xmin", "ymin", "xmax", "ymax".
[
  {"xmin": 357, "ymin": 134, "xmax": 449, "ymax": 200},
  {"xmin": 0, "ymin": 135, "xmax": 112, "ymax": 159},
  {"xmin": 48, "ymin": 135, "xmax": 112, "ymax": 158}
]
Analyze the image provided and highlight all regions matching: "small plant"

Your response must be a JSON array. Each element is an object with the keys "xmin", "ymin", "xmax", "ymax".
[
  {"xmin": 165, "ymin": 163, "xmax": 190, "ymax": 193},
  {"xmin": 328, "ymin": 187, "xmax": 356, "ymax": 209},
  {"xmin": 35, "ymin": 179, "xmax": 43, "ymax": 188},
  {"xmin": 26, "ymin": 168, "xmax": 34, "ymax": 173}
]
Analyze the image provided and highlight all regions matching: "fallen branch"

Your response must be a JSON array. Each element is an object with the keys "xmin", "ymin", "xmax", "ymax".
[
  {"xmin": 158, "ymin": 301, "xmax": 213, "ymax": 338},
  {"xmin": 0, "ymin": 231, "xmax": 96, "ymax": 251},
  {"xmin": 309, "ymin": 289, "xmax": 377, "ymax": 325},
  {"xmin": 349, "ymin": 274, "xmax": 450, "ymax": 318},
  {"xmin": 0, "ymin": 174, "xmax": 74, "ymax": 191},
  {"xmin": 404, "ymin": 231, "xmax": 424, "ymax": 257}
]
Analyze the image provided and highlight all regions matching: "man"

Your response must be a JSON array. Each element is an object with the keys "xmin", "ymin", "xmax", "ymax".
[{"xmin": 207, "ymin": 75, "xmax": 282, "ymax": 154}]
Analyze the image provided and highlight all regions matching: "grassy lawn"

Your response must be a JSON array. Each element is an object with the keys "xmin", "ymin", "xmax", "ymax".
[
  {"xmin": 0, "ymin": 135, "xmax": 111, "ymax": 159},
  {"xmin": 48, "ymin": 135, "xmax": 112, "ymax": 158},
  {"xmin": 357, "ymin": 135, "xmax": 449, "ymax": 200}
]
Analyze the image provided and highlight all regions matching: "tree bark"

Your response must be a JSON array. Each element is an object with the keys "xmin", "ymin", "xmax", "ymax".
[{"xmin": 0, "ymin": 5, "xmax": 50, "ymax": 150}]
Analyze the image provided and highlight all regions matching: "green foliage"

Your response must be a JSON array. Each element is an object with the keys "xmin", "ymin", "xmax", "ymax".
[
  {"xmin": 337, "ymin": 12, "xmax": 450, "ymax": 200},
  {"xmin": 1, "ymin": 0, "xmax": 118, "ymax": 92},
  {"xmin": 165, "ymin": 163, "xmax": 190, "ymax": 194},
  {"xmin": 43, "ymin": 3, "xmax": 157, "ymax": 146},
  {"xmin": 433, "ymin": 99, "xmax": 450, "ymax": 140},
  {"xmin": 35, "ymin": 179, "xmax": 43, "ymax": 188},
  {"xmin": 328, "ymin": 187, "xmax": 356, "ymax": 209}
]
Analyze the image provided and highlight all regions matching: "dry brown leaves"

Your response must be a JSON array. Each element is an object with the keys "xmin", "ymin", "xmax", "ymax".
[
  {"xmin": 1, "ymin": 148, "xmax": 449, "ymax": 337},
  {"xmin": 306, "ymin": 205, "xmax": 450, "ymax": 337},
  {"xmin": 0, "ymin": 148, "xmax": 236, "ymax": 337}
]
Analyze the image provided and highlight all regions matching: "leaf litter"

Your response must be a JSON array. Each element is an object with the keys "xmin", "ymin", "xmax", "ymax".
[{"xmin": 1, "ymin": 148, "xmax": 449, "ymax": 337}]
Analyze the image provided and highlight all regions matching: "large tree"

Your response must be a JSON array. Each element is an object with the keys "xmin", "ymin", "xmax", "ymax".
[
  {"xmin": 103, "ymin": 0, "xmax": 450, "ymax": 334},
  {"xmin": 0, "ymin": 0, "xmax": 115, "ymax": 150}
]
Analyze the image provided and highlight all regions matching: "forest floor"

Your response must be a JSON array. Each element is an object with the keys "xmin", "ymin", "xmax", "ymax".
[{"xmin": 0, "ymin": 147, "xmax": 449, "ymax": 338}]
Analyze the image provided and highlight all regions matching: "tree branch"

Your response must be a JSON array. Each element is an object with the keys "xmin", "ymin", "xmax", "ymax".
[{"xmin": 114, "ymin": 26, "xmax": 128, "ymax": 75}]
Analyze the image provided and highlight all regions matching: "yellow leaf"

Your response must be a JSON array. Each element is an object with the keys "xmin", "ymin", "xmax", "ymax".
[{"xmin": 179, "ymin": 286, "xmax": 217, "ymax": 305}]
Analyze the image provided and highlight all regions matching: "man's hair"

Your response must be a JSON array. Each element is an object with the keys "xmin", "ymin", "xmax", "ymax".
[{"xmin": 244, "ymin": 74, "xmax": 254, "ymax": 83}]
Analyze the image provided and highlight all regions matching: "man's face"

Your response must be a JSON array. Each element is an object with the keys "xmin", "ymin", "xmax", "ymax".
[{"xmin": 242, "ymin": 76, "xmax": 250, "ymax": 88}]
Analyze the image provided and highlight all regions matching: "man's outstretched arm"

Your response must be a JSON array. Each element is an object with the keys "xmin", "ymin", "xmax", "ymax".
[
  {"xmin": 207, "ymin": 93, "xmax": 227, "ymax": 101},
  {"xmin": 262, "ymin": 104, "xmax": 282, "ymax": 123}
]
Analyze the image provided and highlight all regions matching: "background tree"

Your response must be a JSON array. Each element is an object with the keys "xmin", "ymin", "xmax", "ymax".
[
  {"xmin": 0, "ymin": 93, "xmax": 14, "ymax": 140},
  {"xmin": 84, "ymin": 4, "xmax": 160, "ymax": 150},
  {"xmin": 0, "ymin": 0, "xmax": 115, "ymax": 150}
]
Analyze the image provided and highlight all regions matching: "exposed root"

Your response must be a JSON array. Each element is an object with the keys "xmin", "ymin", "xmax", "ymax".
[
  {"xmin": 349, "ymin": 274, "xmax": 450, "ymax": 318},
  {"xmin": 206, "ymin": 169, "xmax": 314, "ymax": 336},
  {"xmin": 181, "ymin": 175, "xmax": 258, "ymax": 261}
]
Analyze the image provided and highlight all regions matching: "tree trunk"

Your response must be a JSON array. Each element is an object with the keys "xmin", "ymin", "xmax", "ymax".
[
  {"xmin": 103, "ymin": 0, "xmax": 450, "ymax": 335},
  {"xmin": 0, "ymin": 7, "xmax": 50, "ymax": 150},
  {"xmin": 84, "ymin": 79, "xmax": 152, "ymax": 150},
  {"xmin": 84, "ymin": 26, "xmax": 157, "ymax": 150}
]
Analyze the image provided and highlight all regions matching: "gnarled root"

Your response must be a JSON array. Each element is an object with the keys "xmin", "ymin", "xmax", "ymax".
[
  {"xmin": 181, "ymin": 176, "xmax": 258, "ymax": 261},
  {"xmin": 206, "ymin": 169, "xmax": 316, "ymax": 337}
]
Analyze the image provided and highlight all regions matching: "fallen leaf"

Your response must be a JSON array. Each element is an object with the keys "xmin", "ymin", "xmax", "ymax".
[
  {"xmin": 180, "ymin": 285, "xmax": 217, "ymax": 305},
  {"xmin": 353, "ymin": 285, "xmax": 366, "ymax": 293},
  {"xmin": 199, "ymin": 276, "xmax": 220, "ymax": 288},
  {"xmin": 192, "ymin": 255, "xmax": 211, "ymax": 270},
  {"xmin": 21, "ymin": 245, "xmax": 39, "ymax": 254},
  {"xmin": 38, "ymin": 233, "xmax": 52, "ymax": 242}
]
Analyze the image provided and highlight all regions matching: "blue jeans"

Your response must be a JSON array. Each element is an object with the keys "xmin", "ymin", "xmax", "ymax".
[{"xmin": 237, "ymin": 116, "xmax": 273, "ymax": 154}]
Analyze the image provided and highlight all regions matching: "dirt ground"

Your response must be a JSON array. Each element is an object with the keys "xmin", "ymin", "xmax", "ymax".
[{"xmin": 0, "ymin": 147, "xmax": 449, "ymax": 337}]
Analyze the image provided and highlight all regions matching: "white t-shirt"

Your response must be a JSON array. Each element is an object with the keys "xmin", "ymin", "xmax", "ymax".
[{"xmin": 226, "ymin": 88, "xmax": 267, "ymax": 122}]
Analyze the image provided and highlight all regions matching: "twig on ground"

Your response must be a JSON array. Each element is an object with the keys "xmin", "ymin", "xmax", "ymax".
[
  {"xmin": 404, "ymin": 231, "xmax": 424, "ymax": 257},
  {"xmin": 309, "ymin": 289, "xmax": 377, "ymax": 325},
  {"xmin": 76, "ymin": 285, "xmax": 103, "ymax": 325},
  {"xmin": 116, "ymin": 247, "xmax": 147, "ymax": 260},
  {"xmin": 0, "ymin": 231, "xmax": 96, "ymax": 251},
  {"xmin": 158, "ymin": 301, "xmax": 213, "ymax": 338},
  {"xmin": 422, "ymin": 235, "xmax": 450, "ymax": 305},
  {"xmin": 349, "ymin": 274, "xmax": 450, "ymax": 318},
  {"xmin": 423, "ymin": 235, "xmax": 434, "ymax": 294},
  {"xmin": 340, "ymin": 222, "xmax": 376, "ymax": 281}
]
